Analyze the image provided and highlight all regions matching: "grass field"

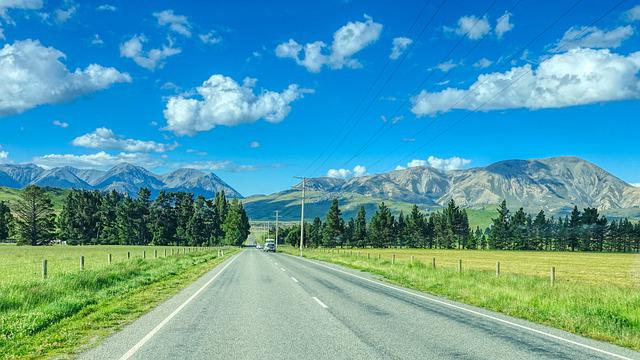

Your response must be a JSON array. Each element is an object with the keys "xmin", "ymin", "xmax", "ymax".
[
  {"xmin": 280, "ymin": 246, "xmax": 640, "ymax": 350},
  {"xmin": 0, "ymin": 245, "xmax": 237, "ymax": 359},
  {"xmin": 0, "ymin": 186, "xmax": 68, "ymax": 212}
]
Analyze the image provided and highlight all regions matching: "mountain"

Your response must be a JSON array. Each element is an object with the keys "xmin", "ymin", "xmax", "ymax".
[
  {"xmin": 244, "ymin": 157, "xmax": 640, "ymax": 221},
  {"xmin": 0, "ymin": 163, "xmax": 242, "ymax": 198},
  {"xmin": 161, "ymin": 168, "xmax": 242, "ymax": 198}
]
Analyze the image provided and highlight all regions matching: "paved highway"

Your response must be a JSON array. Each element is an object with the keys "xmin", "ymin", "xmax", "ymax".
[{"xmin": 82, "ymin": 249, "xmax": 640, "ymax": 360}]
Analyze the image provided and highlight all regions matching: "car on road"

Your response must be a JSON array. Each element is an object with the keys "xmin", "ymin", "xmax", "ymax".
[
  {"xmin": 256, "ymin": 244, "xmax": 262, "ymax": 250},
  {"xmin": 264, "ymin": 240, "xmax": 275, "ymax": 252}
]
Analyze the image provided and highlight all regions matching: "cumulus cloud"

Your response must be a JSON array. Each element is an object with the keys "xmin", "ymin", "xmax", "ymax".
[
  {"xmin": 275, "ymin": 15, "xmax": 382, "ymax": 72},
  {"xmin": 495, "ymin": 12, "xmax": 514, "ymax": 39},
  {"xmin": 52, "ymin": 120, "xmax": 69, "ymax": 128},
  {"xmin": 163, "ymin": 74, "xmax": 313, "ymax": 136},
  {"xmin": 631, "ymin": 183, "xmax": 640, "ymax": 187},
  {"xmin": 33, "ymin": 151, "xmax": 162, "ymax": 169},
  {"xmin": 326, "ymin": 165, "xmax": 367, "ymax": 179},
  {"xmin": 436, "ymin": 60, "xmax": 457, "ymax": 72},
  {"xmin": 54, "ymin": 4, "xmax": 76, "ymax": 24},
  {"xmin": 552, "ymin": 26, "xmax": 634, "ymax": 52},
  {"xmin": 91, "ymin": 34, "xmax": 104, "ymax": 45},
  {"xmin": 173, "ymin": 160, "xmax": 256, "ymax": 172},
  {"xmin": 0, "ymin": 0, "xmax": 42, "ymax": 21},
  {"xmin": 389, "ymin": 36, "xmax": 412, "ymax": 60},
  {"xmin": 0, "ymin": 39, "xmax": 131, "ymax": 116},
  {"xmin": 473, "ymin": 57, "xmax": 493, "ymax": 68},
  {"xmin": 400, "ymin": 156, "xmax": 471, "ymax": 171},
  {"xmin": 448, "ymin": 15, "xmax": 491, "ymax": 40},
  {"xmin": 249, "ymin": 141, "xmax": 260, "ymax": 148},
  {"xmin": 72, "ymin": 127, "xmax": 177, "ymax": 153},
  {"xmin": 0, "ymin": 145, "xmax": 8, "ymax": 162},
  {"xmin": 96, "ymin": 4, "xmax": 116, "ymax": 11},
  {"xmin": 626, "ymin": 5, "xmax": 640, "ymax": 22},
  {"xmin": 120, "ymin": 34, "xmax": 181, "ymax": 70},
  {"xmin": 153, "ymin": 9, "xmax": 191, "ymax": 37},
  {"xmin": 199, "ymin": 31, "xmax": 221, "ymax": 44},
  {"xmin": 412, "ymin": 48, "xmax": 640, "ymax": 116}
]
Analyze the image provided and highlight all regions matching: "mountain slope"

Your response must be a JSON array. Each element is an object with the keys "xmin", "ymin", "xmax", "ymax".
[{"xmin": 161, "ymin": 168, "xmax": 242, "ymax": 198}]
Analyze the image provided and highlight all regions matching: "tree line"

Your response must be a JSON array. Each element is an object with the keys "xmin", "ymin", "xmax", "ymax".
[
  {"xmin": 0, "ymin": 185, "xmax": 250, "ymax": 246},
  {"xmin": 272, "ymin": 199, "xmax": 640, "ymax": 252}
]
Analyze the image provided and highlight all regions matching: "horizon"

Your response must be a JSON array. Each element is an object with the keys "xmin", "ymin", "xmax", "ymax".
[{"xmin": 1, "ymin": 0, "xmax": 639, "ymax": 195}]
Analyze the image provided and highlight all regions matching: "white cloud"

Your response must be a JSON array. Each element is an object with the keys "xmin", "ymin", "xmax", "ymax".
[
  {"xmin": 164, "ymin": 74, "xmax": 313, "ymax": 136},
  {"xmin": 473, "ymin": 57, "xmax": 493, "ymax": 68},
  {"xmin": 552, "ymin": 26, "xmax": 634, "ymax": 52},
  {"xmin": 436, "ymin": 60, "xmax": 457, "ymax": 72},
  {"xmin": 120, "ymin": 34, "xmax": 181, "ymax": 70},
  {"xmin": 0, "ymin": 145, "xmax": 8, "ymax": 162},
  {"xmin": 389, "ymin": 36, "xmax": 412, "ymax": 60},
  {"xmin": 33, "ymin": 151, "xmax": 162, "ymax": 169},
  {"xmin": 626, "ymin": 5, "xmax": 640, "ymax": 22},
  {"xmin": 52, "ymin": 120, "xmax": 69, "ymax": 128},
  {"xmin": 91, "ymin": 34, "xmax": 104, "ymax": 45},
  {"xmin": 72, "ymin": 127, "xmax": 177, "ymax": 153},
  {"xmin": 0, "ymin": 0, "xmax": 42, "ymax": 21},
  {"xmin": 249, "ymin": 141, "xmax": 260, "ymax": 148},
  {"xmin": 630, "ymin": 183, "xmax": 640, "ymax": 187},
  {"xmin": 54, "ymin": 4, "xmax": 76, "ymax": 24},
  {"xmin": 450, "ymin": 15, "xmax": 491, "ymax": 40},
  {"xmin": 153, "ymin": 9, "xmax": 191, "ymax": 37},
  {"xmin": 412, "ymin": 48, "xmax": 640, "ymax": 116},
  {"xmin": 96, "ymin": 4, "xmax": 116, "ymax": 12},
  {"xmin": 174, "ymin": 160, "xmax": 256, "ymax": 172},
  {"xmin": 0, "ymin": 27, "xmax": 4, "ymax": 40},
  {"xmin": 403, "ymin": 156, "xmax": 471, "ymax": 171},
  {"xmin": 0, "ymin": 39, "xmax": 131, "ymax": 116},
  {"xmin": 199, "ymin": 31, "xmax": 221, "ymax": 45},
  {"xmin": 326, "ymin": 165, "xmax": 367, "ymax": 179},
  {"xmin": 495, "ymin": 12, "xmax": 514, "ymax": 39},
  {"xmin": 275, "ymin": 15, "xmax": 382, "ymax": 72}
]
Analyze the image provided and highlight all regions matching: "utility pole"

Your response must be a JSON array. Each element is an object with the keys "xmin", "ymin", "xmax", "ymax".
[{"xmin": 275, "ymin": 210, "xmax": 279, "ymax": 253}]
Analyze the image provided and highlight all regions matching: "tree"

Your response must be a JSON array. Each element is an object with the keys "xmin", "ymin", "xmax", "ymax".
[
  {"xmin": 395, "ymin": 211, "xmax": 407, "ymax": 247},
  {"xmin": 150, "ymin": 191, "xmax": 177, "ymax": 245},
  {"xmin": 222, "ymin": 199, "xmax": 247, "ymax": 246},
  {"xmin": 99, "ymin": 190, "xmax": 122, "ymax": 245},
  {"xmin": 0, "ymin": 201, "xmax": 12, "ymax": 241},
  {"xmin": 135, "ymin": 188, "xmax": 153, "ymax": 245},
  {"xmin": 14, "ymin": 185, "xmax": 56, "ymax": 246},
  {"xmin": 406, "ymin": 205, "xmax": 424, "ymax": 248},
  {"xmin": 567, "ymin": 206, "xmax": 581, "ymax": 251},
  {"xmin": 353, "ymin": 206, "xmax": 367, "ymax": 248},
  {"xmin": 368, "ymin": 202, "xmax": 394, "ymax": 248},
  {"xmin": 309, "ymin": 217, "xmax": 323, "ymax": 247},
  {"xmin": 188, "ymin": 196, "xmax": 211, "ymax": 246},
  {"xmin": 174, "ymin": 192, "xmax": 194, "ymax": 245},
  {"xmin": 322, "ymin": 199, "xmax": 344, "ymax": 247},
  {"xmin": 489, "ymin": 200, "xmax": 511, "ymax": 249}
]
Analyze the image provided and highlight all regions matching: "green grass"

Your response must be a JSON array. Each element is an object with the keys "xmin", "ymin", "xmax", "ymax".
[
  {"xmin": 0, "ymin": 245, "xmax": 237, "ymax": 359},
  {"xmin": 0, "ymin": 186, "xmax": 69, "ymax": 213},
  {"xmin": 281, "ymin": 246, "xmax": 640, "ymax": 351}
]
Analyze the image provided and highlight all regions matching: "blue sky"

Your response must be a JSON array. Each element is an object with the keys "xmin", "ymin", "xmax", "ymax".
[{"xmin": 0, "ymin": 0, "xmax": 639, "ymax": 195}]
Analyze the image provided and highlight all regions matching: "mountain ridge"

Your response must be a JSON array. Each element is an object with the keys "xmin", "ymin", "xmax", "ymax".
[{"xmin": 0, "ymin": 163, "xmax": 243, "ymax": 198}]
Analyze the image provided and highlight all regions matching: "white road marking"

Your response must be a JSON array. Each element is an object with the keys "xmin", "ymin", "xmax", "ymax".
[
  {"xmin": 313, "ymin": 296, "xmax": 328, "ymax": 309},
  {"xmin": 291, "ymin": 277, "xmax": 299, "ymax": 283},
  {"xmin": 118, "ymin": 254, "xmax": 239, "ymax": 360},
  {"xmin": 280, "ymin": 267, "xmax": 286, "ymax": 271},
  {"xmin": 292, "ymin": 255, "xmax": 634, "ymax": 360}
]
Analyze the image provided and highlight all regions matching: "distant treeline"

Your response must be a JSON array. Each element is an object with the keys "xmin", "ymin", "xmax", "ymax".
[
  {"xmin": 0, "ymin": 186, "xmax": 250, "ymax": 246},
  {"xmin": 274, "ymin": 199, "xmax": 640, "ymax": 252}
]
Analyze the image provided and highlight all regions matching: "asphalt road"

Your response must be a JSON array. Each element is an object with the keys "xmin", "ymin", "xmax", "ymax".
[{"xmin": 82, "ymin": 249, "xmax": 640, "ymax": 360}]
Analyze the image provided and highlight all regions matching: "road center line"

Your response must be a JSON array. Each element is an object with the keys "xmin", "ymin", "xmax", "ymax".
[
  {"xmin": 291, "ymin": 276, "xmax": 299, "ymax": 283},
  {"xmin": 118, "ymin": 253, "xmax": 239, "ymax": 360},
  {"xmin": 291, "ymin": 255, "xmax": 634, "ymax": 360},
  {"xmin": 280, "ymin": 267, "xmax": 286, "ymax": 271},
  {"xmin": 313, "ymin": 296, "xmax": 328, "ymax": 309}
]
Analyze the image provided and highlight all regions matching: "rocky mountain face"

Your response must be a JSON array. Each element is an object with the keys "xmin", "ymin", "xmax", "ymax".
[
  {"xmin": 295, "ymin": 157, "xmax": 640, "ymax": 213},
  {"xmin": 0, "ymin": 163, "xmax": 242, "ymax": 198}
]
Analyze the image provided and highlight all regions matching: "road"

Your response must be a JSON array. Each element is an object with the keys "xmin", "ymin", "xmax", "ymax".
[{"xmin": 82, "ymin": 249, "xmax": 640, "ymax": 360}]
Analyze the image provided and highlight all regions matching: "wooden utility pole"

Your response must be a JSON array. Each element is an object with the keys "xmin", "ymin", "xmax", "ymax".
[
  {"xmin": 275, "ymin": 210, "xmax": 279, "ymax": 252},
  {"xmin": 294, "ymin": 177, "xmax": 306, "ymax": 257}
]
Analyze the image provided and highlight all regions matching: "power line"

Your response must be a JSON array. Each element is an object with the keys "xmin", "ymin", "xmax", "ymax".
[{"xmin": 306, "ymin": 0, "xmax": 450, "ymax": 177}]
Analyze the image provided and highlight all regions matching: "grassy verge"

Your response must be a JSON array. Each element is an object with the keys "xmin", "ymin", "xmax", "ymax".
[
  {"xmin": 0, "ymin": 247, "xmax": 238, "ymax": 359},
  {"xmin": 281, "ymin": 247, "xmax": 640, "ymax": 351}
]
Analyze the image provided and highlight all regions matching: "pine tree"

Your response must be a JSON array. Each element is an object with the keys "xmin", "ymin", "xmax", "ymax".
[
  {"xmin": 567, "ymin": 206, "xmax": 581, "ymax": 251},
  {"xmin": 0, "ymin": 201, "xmax": 12, "ymax": 241},
  {"xmin": 406, "ymin": 205, "xmax": 424, "ymax": 248},
  {"xmin": 368, "ymin": 202, "xmax": 394, "ymax": 248},
  {"xmin": 322, "ymin": 199, "xmax": 344, "ymax": 247},
  {"xmin": 310, "ymin": 217, "xmax": 323, "ymax": 247},
  {"xmin": 150, "ymin": 191, "xmax": 177, "ymax": 245},
  {"xmin": 188, "ymin": 196, "xmax": 210, "ymax": 246},
  {"xmin": 174, "ymin": 192, "xmax": 194, "ymax": 245},
  {"xmin": 135, "ymin": 188, "xmax": 152, "ymax": 245},
  {"xmin": 116, "ymin": 196, "xmax": 138, "ymax": 245},
  {"xmin": 222, "ymin": 199, "xmax": 246, "ymax": 246},
  {"xmin": 395, "ymin": 211, "xmax": 407, "ymax": 247},
  {"xmin": 99, "ymin": 190, "xmax": 122, "ymax": 245},
  {"xmin": 14, "ymin": 185, "xmax": 56, "ymax": 246},
  {"xmin": 353, "ymin": 206, "xmax": 367, "ymax": 248},
  {"xmin": 489, "ymin": 200, "xmax": 511, "ymax": 249}
]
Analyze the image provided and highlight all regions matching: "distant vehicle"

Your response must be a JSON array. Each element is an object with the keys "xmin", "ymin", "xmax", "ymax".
[
  {"xmin": 256, "ymin": 244, "xmax": 262, "ymax": 250},
  {"xmin": 264, "ymin": 239, "xmax": 275, "ymax": 252}
]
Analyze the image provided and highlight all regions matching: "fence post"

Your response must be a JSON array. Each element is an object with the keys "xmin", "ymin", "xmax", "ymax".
[
  {"xmin": 432, "ymin": 257, "xmax": 436, "ymax": 269},
  {"xmin": 221, "ymin": 249, "xmax": 224, "ymax": 256},
  {"xmin": 550, "ymin": 266, "xmax": 556, "ymax": 286},
  {"xmin": 458, "ymin": 259, "xmax": 462, "ymax": 273},
  {"xmin": 42, "ymin": 259, "xmax": 47, "ymax": 280},
  {"xmin": 127, "ymin": 251, "xmax": 130, "ymax": 259},
  {"xmin": 143, "ymin": 250, "xmax": 146, "ymax": 259},
  {"xmin": 367, "ymin": 253, "xmax": 370, "ymax": 261},
  {"xmin": 496, "ymin": 261, "xmax": 500, "ymax": 277},
  {"xmin": 80, "ymin": 256, "xmax": 84, "ymax": 271},
  {"xmin": 377, "ymin": 253, "xmax": 380, "ymax": 261},
  {"xmin": 164, "ymin": 249, "xmax": 167, "ymax": 257},
  {"xmin": 154, "ymin": 249, "xmax": 158, "ymax": 258},
  {"xmin": 171, "ymin": 249, "xmax": 174, "ymax": 255},
  {"xmin": 392, "ymin": 254, "xmax": 395, "ymax": 265},
  {"xmin": 411, "ymin": 255, "xmax": 414, "ymax": 263},
  {"xmin": 108, "ymin": 253, "xmax": 112, "ymax": 264}
]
